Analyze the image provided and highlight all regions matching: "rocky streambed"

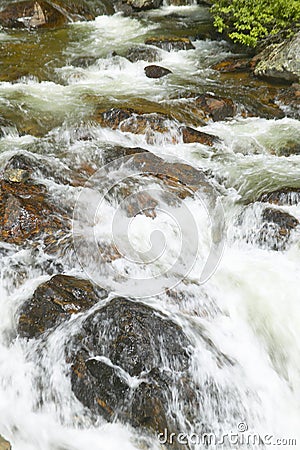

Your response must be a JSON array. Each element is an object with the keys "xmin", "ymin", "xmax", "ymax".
[{"xmin": 0, "ymin": 1, "xmax": 299, "ymax": 450}]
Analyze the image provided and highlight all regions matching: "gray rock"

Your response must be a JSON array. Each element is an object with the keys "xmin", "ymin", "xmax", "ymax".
[{"xmin": 254, "ymin": 32, "xmax": 300, "ymax": 83}]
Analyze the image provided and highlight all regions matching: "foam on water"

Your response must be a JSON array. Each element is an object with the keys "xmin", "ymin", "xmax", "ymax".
[{"xmin": 0, "ymin": 6, "xmax": 300, "ymax": 450}]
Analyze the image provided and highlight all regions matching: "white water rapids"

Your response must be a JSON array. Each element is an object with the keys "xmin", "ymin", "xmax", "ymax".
[{"xmin": 0, "ymin": 5, "xmax": 300, "ymax": 450}]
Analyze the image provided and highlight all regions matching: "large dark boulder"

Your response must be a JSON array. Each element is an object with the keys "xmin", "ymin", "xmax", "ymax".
[
  {"xmin": 181, "ymin": 126, "xmax": 220, "ymax": 146},
  {"xmin": 69, "ymin": 297, "xmax": 192, "ymax": 436},
  {"xmin": 144, "ymin": 65, "xmax": 172, "ymax": 79},
  {"xmin": 18, "ymin": 275, "xmax": 105, "ymax": 338}
]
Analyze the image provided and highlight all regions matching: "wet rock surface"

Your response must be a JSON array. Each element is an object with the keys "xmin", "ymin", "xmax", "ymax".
[
  {"xmin": 191, "ymin": 93, "xmax": 236, "ymax": 122},
  {"xmin": 0, "ymin": 1, "xmax": 69, "ymax": 29},
  {"xmin": 70, "ymin": 56, "xmax": 98, "ymax": 68},
  {"xmin": 18, "ymin": 275, "xmax": 105, "ymax": 338},
  {"xmin": 144, "ymin": 65, "xmax": 172, "ymax": 78},
  {"xmin": 212, "ymin": 57, "xmax": 254, "ymax": 73},
  {"xmin": 181, "ymin": 126, "xmax": 220, "ymax": 146},
  {"xmin": 0, "ymin": 159, "xmax": 69, "ymax": 247},
  {"xmin": 259, "ymin": 207, "xmax": 299, "ymax": 251},
  {"xmin": 95, "ymin": 107, "xmax": 220, "ymax": 144},
  {"xmin": 0, "ymin": 0, "xmax": 111, "ymax": 27},
  {"xmin": 125, "ymin": 45, "xmax": 162, "ymax": 63},
  {"xmin": 145, "ymin": 36, "xmax": 195, "ymax": 51},
  {"xmin": 69, "ymin": 297, "xmax": 192, "ymax": 436},
  {"xmin": 237, "ymin": 204, "xmax": 299, "ymax": 251},
  {"xmin": 259, "ymin": 188, "xmax": 300, "ymax": 206}
]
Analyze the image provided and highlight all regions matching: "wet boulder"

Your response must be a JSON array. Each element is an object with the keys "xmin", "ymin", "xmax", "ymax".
[
  {"xmin": 212, "ymin": 57, "xmax": 254, "ymax": 73},
  {"xmin": 145, "ymin": 36, "xmax": 195, "ymax": 51},
  {"xmin": 70, "ymin": 56, "xmax": 98, "ymax": 68},
  {"xmin": 0, "ymin": 161, "xmax": 69, "ymax": 247},
  {"xmin": 254, "ymin": 32, "xmax": 300, "ymax": 83},
  {"xmin": 259, "ymin": 207, "xmax": 299, "ymax": 251},
  {"xmin": 125, "ymin": 45, "xmax": 162, "ymax": 63},
  {"xmin": 276, "ymin": 83, "xmax": 300, "ymax": 119},
  {"xmin": 237, "ymin": 205, "xmax": 299, "ymax": 251},
  {"xmin": 18, "ymin": 275, "xmax": 106, "ymax": 339},
  {"xmin": 0, "ymin": 1, "xmax": 69, "ymax": 28},
  {"xmin": 144, "ymin": 65, "xmax": 172, "ymax": 79},
  {"xmin": 259, "ymin": 188, "xmax": 300, "ymax": 206},
  {"xmin": 123, "ymin": 0, "xmax": 162, "ymax": 10},
  {"xmin": 69, "ymin": 297, "xmax": 192, "ymax": 436},
  {"xmin": 95, "ymin": 107, "xmax": 220, "ymax": 145},
  {"xmin": 95, "ymin": 107, "xmax": 171, "ymax": 143},
  {"xmin": 181, "ymin": 126, "xmax": 220, "ymax": 146},
  {"xmin": 192, "ymin": 93, "xmax": 235, "ymax": 122}
]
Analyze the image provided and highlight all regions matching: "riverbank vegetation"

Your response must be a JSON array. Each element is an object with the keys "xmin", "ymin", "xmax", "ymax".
[{"xmin": 211, "ymin": 0, "xmax": 300, "ymax": 46}]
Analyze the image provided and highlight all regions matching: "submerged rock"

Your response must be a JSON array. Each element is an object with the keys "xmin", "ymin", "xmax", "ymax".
[
  {"xmin": 276, "ymin": 83, "xmax": 300, "ymax": 119},
  {"xmin": 237, "ymin": 204, "xmax": 299, "ymax": 251},
  {"xmin": 70, "ymin": 56, "xmax": 98, "ymax": 68},
  {"xmin": 145, "ymin": 36, "xmax": 195, "ymax": 51},
  {"xmin": 123, "ymin": 0, "xmax": 162, "ymax": 10},
  {"xmin": 192, "ymin": 93, "xmax": 235, "ymax": 122},
  {"xmin": 259, "ymin": 207, "xmax": 299, "ymax": 250},
  {"xmin": 125, "ymin": 45, "xmax": 162, "ymax": 63},
  {"xmin": 144, "ymin": 65, "xmax": 172, "ymax": 78},
  {"xmin": 181, "ymin": 126, "xmax": 220, "ymax": 146},
  {"xmin": 212, "ymin": 57, "xmax": 254, "ymax": 73},
  {"xmin": 0, "ymin": 435, "xmax": 11, "ymax": 450},
  {"xmin": 259, "ymin": 188, "xmax": 300, "ymax": 206},
  {"xmin": 18, "ymin": 275, "xmax": 105, "ymax": 338},
  {"xmin": 254, "ymin": 32, "xmax": 300, "ymax": 83},
  {"xmin": 69, "ymin": 297, "xmax": 191, "ymax": 436},
  {"xmin": 95, "ymin": 107, "xmax": 220, "ymax": 145}
]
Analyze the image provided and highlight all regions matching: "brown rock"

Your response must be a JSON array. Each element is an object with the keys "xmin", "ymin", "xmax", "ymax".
[
  {"xmin": 212, "ymin": 58, "xmax": 254, "ymax": 73},
  {"xmin": 276, "ymin": 83, "xmax": 300, "ymax": 119},
  {"xmin": 145, "ymin": 36, "xmax": 195, "ymax": 51},
  {"xmin": 0, "ymin": 1, "xmax": 69, "ymax": 29},
  {"xmin": 126, "ymin": 45, "xmax": 161, "ymax": 63},
  {"xmin": 0, "ymin": 165, "xmax": 69, "ymax": 247},
  {"xmin": 181, "ymin": 126, "xmax": 220, "ymax": 146},
  {"xmin": 193, "ymin": 93, "xmax": 235, "ymax": 122},
  {"xmin": 0, "ymin": 435, "xmax": 11, "ymax": 450},
  {"xmin": 95, "ymin": 107, "xmax": 170, "ymax": 137},
  {"xmin": 18, "ymin": 275, "xmax": 106, "ymax": 338},
  {"xmin": 259, "ymin": 207, "xmax": 299, "ymax": 250},
  {"xmin": 144, "ymin": 65, "xmax": 172, "ymax": 78},
  {"xmin": 259, "ymin": 188, "xmax": 300, "ymax": 206},
  {"xmin": 69, "ymin": 297, "xmax": 191, "ymax": 436}
]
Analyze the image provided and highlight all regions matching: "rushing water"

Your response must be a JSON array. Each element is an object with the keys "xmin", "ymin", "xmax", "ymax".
[{"xmin": 0, "ymin": 5, "xmax": 300, "ymax": 450}]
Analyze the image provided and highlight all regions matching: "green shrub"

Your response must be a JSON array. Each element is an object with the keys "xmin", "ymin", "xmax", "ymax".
[{"xmin": 211, "ymin": 0, "xmax": 300, "ymax": 47}]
